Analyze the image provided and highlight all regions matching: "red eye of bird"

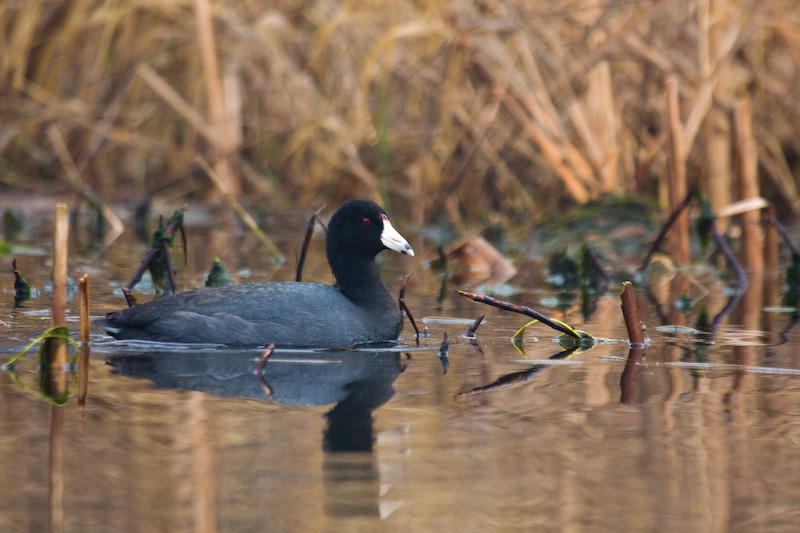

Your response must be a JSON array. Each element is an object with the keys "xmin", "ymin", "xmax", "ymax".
[{"xmin": 362, "ymin": 218, "xmax": 371, "ymax": 226}]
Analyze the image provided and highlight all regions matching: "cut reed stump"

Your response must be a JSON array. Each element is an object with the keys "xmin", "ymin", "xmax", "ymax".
[
  {"xmin": 78, "ymin": 275, "xmax": 90, "ymax": 407},
  {"xmin": 619, "ymin": 282, "xmax": 645, "ymax": 348}
]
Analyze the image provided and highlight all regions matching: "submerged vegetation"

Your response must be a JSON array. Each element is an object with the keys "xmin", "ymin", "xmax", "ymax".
[{"xmin": 0, "ymin": 0, "xmax": 798, "ymax": 228}]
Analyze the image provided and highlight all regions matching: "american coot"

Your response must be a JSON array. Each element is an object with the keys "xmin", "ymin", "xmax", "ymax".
[{"xmin": 97, "ymin": 199, "xmax": 415, "ymax": 347}]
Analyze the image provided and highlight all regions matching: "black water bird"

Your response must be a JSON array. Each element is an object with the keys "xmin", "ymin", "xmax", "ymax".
[{"xmin": 97, "ymin": 200, "xmax": 414, "ymax": 347}]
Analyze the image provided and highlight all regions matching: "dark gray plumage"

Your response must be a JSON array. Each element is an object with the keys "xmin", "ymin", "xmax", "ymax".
[{"xmin": 96, "ymin": 200, "xmax": 414, "ymax": 347}]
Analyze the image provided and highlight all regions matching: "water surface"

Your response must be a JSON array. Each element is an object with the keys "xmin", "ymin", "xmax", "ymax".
[{"xmin": 1, "ymin": 214, "xmax": 799, "ymax": 532}]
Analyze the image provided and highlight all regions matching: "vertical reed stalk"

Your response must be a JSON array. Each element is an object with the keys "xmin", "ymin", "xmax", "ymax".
[
  {"xmin": 49, "ymin": 203, "xmax": 69, "ymax": 533},
  {"xmin": 194, "ymin": 0, "xmax": 240, "ymax": 198},
  {"xmin": 665, "ymin": 77, "xmax": 690, "ymax": 265},
  {"xmin": 78, "ymin": 274, "xmax": 90, "ymax": 407},
  {"xmin": 50, "ymin": 204, "xmax": 69, "ymax": 397},
  {"xmin": 734, "ymin": 98, "xmax": 764, "ymax": 272},
  {"xmin": 702, "ymin": 0, "xmax": 733, "ymax": 231}
]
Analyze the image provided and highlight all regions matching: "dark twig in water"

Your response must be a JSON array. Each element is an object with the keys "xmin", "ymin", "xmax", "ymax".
[
  {"xmin": 711, "ymin": 219, "xmax": 748, "ymax": 292},
  {"xmin": 296, "ymin": 205, "xmax": 326, "ymax": 282},
  {"xmin": 398, "ymin": 273, "xmax": 420, "ymax": 338},
  {"xmin": 457, "ymin": 291, "xmax": 580, "ymax": 339},
  {"xmin": 399, "ymin": 299, "xmax": 420, "ymax": 339},
  {"xmin": 439, "ymin": 332, "xmax": 450, "ymax": 355},
  {"xmin": 583, "ymin": 246, "xmax": 612, "ymax": 284},
  {"xmin": 455, "ymin": 347, "xmax": 577, "ymax": 398},
  {"xmin": 462, "ymin": 313, "xmax": 485, "ymax": 337},
  {"xmin": 399, "ymin": 272, "xmax": 414, "ymax": 301},
  {"xmin": 639, "ymin": 182, "xmax": 698, "ymax": 271},
  {"xmin": 709, "ymin": 290, "xmax": 744, "ymax": 335},
  {"xmin": 762, "ymin": 215, "xmax": 799, "ymax": 255},
  {"xmin": 255, "ymin": 343, "xmax": 275, "ymax": 396},
  {"xmin": 438, "ymin": 332, "xmax": 449, "ymax": 375},
  {"xmin": 161, "ymin": 240, "xmax": 178, "ymax": 294}
]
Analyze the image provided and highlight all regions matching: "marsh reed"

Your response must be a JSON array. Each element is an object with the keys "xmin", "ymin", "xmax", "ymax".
[{"xmin": 0, "ymin": 0, "xmax": 798, "ymax": 227}]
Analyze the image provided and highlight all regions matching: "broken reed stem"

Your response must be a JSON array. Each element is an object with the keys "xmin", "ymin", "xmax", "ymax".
[
  {"xmin": 296, "ymin": 205, "xmax": 325, "ymax": 282},
  {"xmin": 399, "ymin": 298, "xmax": 420, "ymax": 338},
  {"xmin": 255, "ymin": 344, "xmax": 275, "ymax": 396},
  {"xmin": 397, "ymin": 273, "xmax": 420, "ymax": 338},
  {"xmin": 619, "ymin": 282, "xmax": 645, "ymax": 347},
  {"xmin": 462, "ymin": 313, "xmax": 485, "ymax": 337},
  {"xmin": 457, "ymin": 291, "xmax": 580, "ymax": 339},
  {"xmin": 78, "ymin": 275, "xmax": 90, "ymax": 343},
  {"xmin": 78, "ymin": 275, "xmax": 90, "ymax": 407},
  {"xmin": 399, "ymin": 272, "xmax": 414, "ymax": 302},
  {"xmin": 734, "ymin": 98, "xmax": 764, "ymax": 272},
  {"xmin": 665, "ymin": 76, "xmax": 691, "ymax": 265},
  {"xmin": 255, "ymin": 343, "xmax": 274, "ymax": 375}
]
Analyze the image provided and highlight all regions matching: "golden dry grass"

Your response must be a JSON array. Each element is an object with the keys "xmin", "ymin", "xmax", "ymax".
[{"xmin": 1, "ymin": 0, "xmax": 799, "ymax": 227}]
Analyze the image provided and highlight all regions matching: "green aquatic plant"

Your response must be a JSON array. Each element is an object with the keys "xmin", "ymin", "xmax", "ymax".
[
  {"xmin": 12, "ymin": 258, "xmax": 31, "ymax": 305},
  {"xmin": 1, "ymin": 325, "xmax": 79, "ymax": 405},
  {"xmin": 205, "ymin": 257, "xmax": 235, "ymax": 287}
]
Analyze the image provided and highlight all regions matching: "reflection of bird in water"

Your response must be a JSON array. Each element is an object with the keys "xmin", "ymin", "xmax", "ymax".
[{"xmin": 106, "ymin": 347, "xmax": 405, "ymax": 519}]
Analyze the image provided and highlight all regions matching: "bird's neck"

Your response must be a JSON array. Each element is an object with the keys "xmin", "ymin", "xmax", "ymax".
[{"xmin": 330, "ymin": 255, "xmax": 394, "ymax": 307}]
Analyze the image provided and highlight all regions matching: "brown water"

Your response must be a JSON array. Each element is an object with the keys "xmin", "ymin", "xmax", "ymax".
[{"xmin": 1, "ymin": 212, "xmax": 800, "ymax": 532}]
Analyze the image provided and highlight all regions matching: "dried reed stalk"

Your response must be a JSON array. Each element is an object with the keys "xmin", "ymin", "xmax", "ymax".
[
  {"xmin": 665, "ymin": 77, "xmax": 690, "ymax": 265},
  {"xmin": 194, "ymin": 0, "xmax": 241, "ymax": 197},
  {"xmin": 50, "ymin": 204, "xmax": 69, "ymax": 396},
  {"xmin": 2, "ymin": 0, "xmax": 800, "ymax": 225},
  {"xmin": 734, "ymin": 98, "xmax": 764, "ymax": 272},
  {"xmin": 52, "ymin": 205, "xmax": 69, "ymax": 330}
]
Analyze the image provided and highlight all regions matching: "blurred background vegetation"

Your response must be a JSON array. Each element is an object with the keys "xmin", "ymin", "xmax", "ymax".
[{"xmin": 1, "ymin": 0, "xmax": 798, "ymax": 230}]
